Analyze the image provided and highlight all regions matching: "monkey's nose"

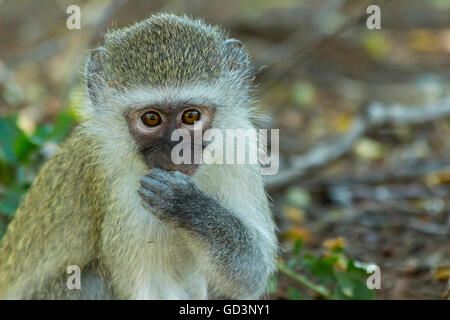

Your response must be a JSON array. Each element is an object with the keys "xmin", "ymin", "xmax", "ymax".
[{"xmin": 166, "ymin": 139, "xmax": 181, "ymax": 150}]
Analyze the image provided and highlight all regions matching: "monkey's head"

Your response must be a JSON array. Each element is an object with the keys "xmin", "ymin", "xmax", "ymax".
[{"xmin": 84, "ymin": 13, "xmax": 257, "ymax": 176}]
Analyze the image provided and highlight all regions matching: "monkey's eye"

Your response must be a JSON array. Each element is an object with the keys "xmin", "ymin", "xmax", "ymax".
[
  {"xmin": 141, "ymin": 111, "xmax": 162, "ymax": 127},
  {"xmin": 182, "ymin": 109, "xmax": 201, "ymax": 125}
]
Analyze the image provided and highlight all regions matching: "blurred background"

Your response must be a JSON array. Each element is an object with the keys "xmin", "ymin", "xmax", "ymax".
[{"xmin": 0, "ymin": 0, "xmax": 449, "ymax": 299}]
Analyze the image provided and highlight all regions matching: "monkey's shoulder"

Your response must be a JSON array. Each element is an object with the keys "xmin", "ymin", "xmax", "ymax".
[{"xmin": 17, "ymin": 127, "xmax": 108, "ymax": 216}]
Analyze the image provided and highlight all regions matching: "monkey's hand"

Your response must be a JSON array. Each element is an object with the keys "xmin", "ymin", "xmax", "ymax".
[
  {"xmin": 137, "ymin": 168, "xmax": 217, "ymax": 230},
  {"xmin": 137, "ymin": 168, "xmax": 274, "ymax": 299}
]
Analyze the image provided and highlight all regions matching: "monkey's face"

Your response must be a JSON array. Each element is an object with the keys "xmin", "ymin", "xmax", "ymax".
[
  {"xmin": 126, "ymin": 103, "xmax": 215, "ymax": 176},
  {"xmin": 84, "ymin": 15, "xmax": 256, "ymax": 176}
]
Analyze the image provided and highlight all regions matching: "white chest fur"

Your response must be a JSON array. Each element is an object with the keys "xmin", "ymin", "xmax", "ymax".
[{"xmin": 100, "ymin": 171, "xmax": 208, "ymax": 300}]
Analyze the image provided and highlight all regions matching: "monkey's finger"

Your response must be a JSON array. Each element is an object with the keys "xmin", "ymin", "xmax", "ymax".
[
  {"xmin": 137, "ymin": 186, "xmax": 160, "ymax": 205},
  {"xmin": 148, "ymin": 168, "xmax": 171, "ymax": 176},
  {"xmin": 140, "ymin": 175, "xmax": 171, "ymax": 195},
  {"xmin": 138, "ymin": 192, "xmax": 174, "ymax": 223},
  {"xmin": 147, "ymin": 168, "xmax": 177, "ymax": 182},
  {"xmin": 143, "ymin": 169, "xmax": 173, "ymax": 186},
  {"xmin": 147, "ymin": 168, "xmax": 191, "ymax": 186},
  {"xmin": 140, "ymin": 199, "xmax": 160, "ymax": 216}
]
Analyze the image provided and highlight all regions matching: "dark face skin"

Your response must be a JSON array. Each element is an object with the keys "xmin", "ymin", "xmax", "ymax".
[{"xmin": 126, "ymin": 103, "xmax": 215, "ymax": 176}]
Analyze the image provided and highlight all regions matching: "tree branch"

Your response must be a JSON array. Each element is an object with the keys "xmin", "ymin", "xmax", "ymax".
[{"xmin": 265, "ymin": 98, "xmax": 450, "ymax": 191}]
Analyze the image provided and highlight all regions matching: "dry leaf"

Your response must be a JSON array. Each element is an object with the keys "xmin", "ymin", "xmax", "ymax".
[
  {"xmin": 283, "ymin": 226, "xmax": 312, "ymax": 243},
  {"xmin": 434, "ymin": 266, "xmax": 450, "ymax": 280},
  {"xmin": 323, "ymin": 237, "xmax": 346, "ymax": 251}
]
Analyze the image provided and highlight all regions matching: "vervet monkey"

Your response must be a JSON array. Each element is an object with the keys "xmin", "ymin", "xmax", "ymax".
[{"xmin": 0, "ymin": 13, "xmax": 277, "ymax": 299}]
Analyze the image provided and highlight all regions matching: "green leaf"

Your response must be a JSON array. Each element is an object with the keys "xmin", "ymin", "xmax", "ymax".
[
  {"xmin": 14, "ymin": 131, "xmax": 38, "ymax": 163},
  {"xmin": 47, "ymin": 111, "xmax": 75, "ymax": 142},
  {"xmin": 0, "ymin": 161, "xmax": 15, "ymax": 185},
  {"xmin": 287, "ymin": 238, "xmax": 304, "ymax": 268},
  {"xmin": 288, "ymin": 287, "xmax": 308, "ymax": 300},
  {"xmin": 293, "ymin": 238, "xmax": 303, "ymax": 257},
  {"xmin": 0, "ymin": 116, "xmax": 19, "ymax": 164},
  {"xmin": 303, "ymin": 255, "xmax": 338, "ymax": 285},
  {"xmin": 30, "ymin": 124, "xmax": 53, "ymax": 146},
  {"xmin": 0, "ymin": 116, "xmax": 38, "ymax": 165},
  {"xmin": 0, "ymin": 186, "xmax": 27, "ymax": 217},
  {"xmin": 265, "ymin": 274, "xmax": 278, "ymax": 294},
  {"xmin": 291, "ymin": 81, "xmax": 316, "ymax": 107},
  {"xmin": 333, "ymin": 260, "xmax": 375, "ymax": 300}
]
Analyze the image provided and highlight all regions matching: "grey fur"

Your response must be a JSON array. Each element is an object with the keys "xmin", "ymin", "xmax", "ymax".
[{"xmin": 138, "ymin": 169, "xmax": 270, "ymax": 298}]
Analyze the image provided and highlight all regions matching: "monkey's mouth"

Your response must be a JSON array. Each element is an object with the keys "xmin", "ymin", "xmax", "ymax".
[
  {"xmin": 144, "ymin": 151, "xmax": 199, "ymax": 177},
  {"xmin": 160, "ymin": 164, "xmax": 198, "ymax": 177},
  {"xmin": 168, "ymin": 168, "xmax": 194, "ymax": 176}
]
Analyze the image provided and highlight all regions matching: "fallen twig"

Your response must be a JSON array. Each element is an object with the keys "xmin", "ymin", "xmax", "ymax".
[
  {"xmin": 305, "ymin": 160, "xmax": 450, "ymax": 187},
  {"xmin": 277, "ymin": 261, "xmax": 331, "ymax": 299}
]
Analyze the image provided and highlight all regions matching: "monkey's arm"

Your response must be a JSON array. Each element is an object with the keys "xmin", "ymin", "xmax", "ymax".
[
  {"xmin": 138, "ymin": 169, "xmax": 277, "ymax": 299},
  {"xmin": 0, "ymin": 133, "xmax": 104, "ymax": 299}
]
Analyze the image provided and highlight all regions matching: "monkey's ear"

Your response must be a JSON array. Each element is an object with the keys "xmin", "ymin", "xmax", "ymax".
[
  {"xmin": 86, "ymin": 47, "xmax": 107, "ymax": 105},
  {"xmin": 224, "ymin": 39, "xmax": 250, "ymax": 72},
  {"xmin": 225, "ymin": 39, "xmax": 244, "ymax": 49}
]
